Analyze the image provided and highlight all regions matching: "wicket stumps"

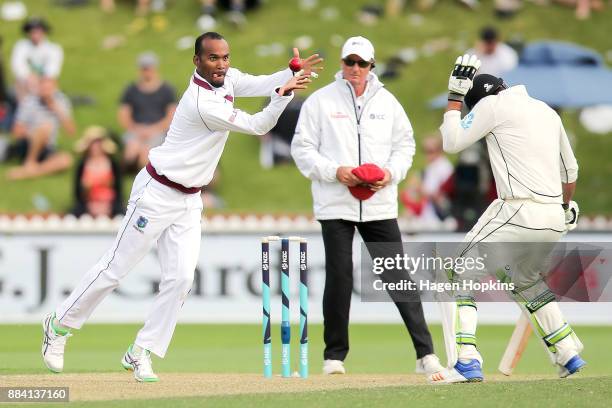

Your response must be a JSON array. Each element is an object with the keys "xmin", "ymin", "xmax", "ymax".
[{"xmin": 261, "ymin": 236, "xmax": 308, "ymax": 379}]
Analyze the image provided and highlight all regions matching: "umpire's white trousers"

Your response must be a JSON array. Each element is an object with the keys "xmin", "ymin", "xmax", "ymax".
[{"xmin": 56, "ymin": 169, "xmax": 203, "ymax": 357}]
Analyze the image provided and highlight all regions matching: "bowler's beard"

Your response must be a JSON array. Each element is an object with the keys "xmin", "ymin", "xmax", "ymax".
[{"xmin": 210, "ymin": 78, "xmax": 225, "ymax": 88}]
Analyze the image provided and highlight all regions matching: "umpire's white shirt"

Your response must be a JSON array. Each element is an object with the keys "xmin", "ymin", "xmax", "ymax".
[
  {"xmin": 149, "ymin": 67, "xmax": 294, "ymax": 188},
  {"xmin": 291, "ymin": 71, "xmax": 415, "ymax": 222},
  {"xmin": 440, "ymin": 85, "xmax": 578, "ymax": 205}
]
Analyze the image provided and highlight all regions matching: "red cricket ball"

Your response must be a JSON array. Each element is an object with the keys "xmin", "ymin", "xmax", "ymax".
[{"xmin": 289, "ymin": 57, "xmax": 302, "ymax": 72}]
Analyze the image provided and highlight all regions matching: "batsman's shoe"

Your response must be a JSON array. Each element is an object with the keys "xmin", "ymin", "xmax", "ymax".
[
  {"xmin": 558, "ymin": 355, "xmax": 587, "ymax": 378},
  {"xmin": 416, "ymin": 354, "xmax": 445, "ymax": 376},
  {"xmin": 323, "ymin": 359, "xmax": 346, "ymax": 375},
  {"xmin": 41, "ymin": 313, "xmax": 71, "ymax": 373},
  {"xmin": 428, "ymin": 359, "xmax": 483, "ymax": 384},
  {"xmin": 121, "ymin": 344, "xmax": 159, "ymax": 382}
]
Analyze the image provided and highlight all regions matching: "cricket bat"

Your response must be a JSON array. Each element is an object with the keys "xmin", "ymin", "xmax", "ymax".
[
  {"xmin": 438, "ymin": 301, "xmax": 458, "ymax": 368},
  {"xmin": 498, "ymin": 313, "xmax": 532, "ymax": 376}
]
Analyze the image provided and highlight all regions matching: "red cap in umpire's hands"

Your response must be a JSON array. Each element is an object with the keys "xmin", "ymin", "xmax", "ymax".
[{"xmin": 348, "ymin": 163, "xmax": 385, "ymax": 200}]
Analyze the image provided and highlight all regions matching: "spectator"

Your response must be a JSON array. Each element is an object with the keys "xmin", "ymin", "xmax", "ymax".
[
  {"xmin": 71, "ymin": 126, "xmax": 123, "ymax": 218},
  {"xmin": 468, "ymin": 26, "xmax": 518, "ymax": 77},
  {"xmin": 494, "ymin": 0, "xmax": 522, "ymax": 18},
  {"xmin": 259, "ymin": 96, "xmax": 304, "ymax": 168},
  {"xmin": 415, "ymin": 0, "xmax": 479, "ymax": 11},
  {"xmin": 118, "ymin": 52, "xmax": 176, "ymax": 171},
  {"xmin": 1, "ymin": 35, "xmax": 15, "ymax": 162},
  {"xmin": 100, "ymin": 0, "xmax": 163, "ymax": 15},
  {"xmin": 198, "ymin": 0, "xmax": 261, "ymax": 27},
  {"xmin": 553, "ymin": 0, "xmax": 605, "ymax": 20},
  {"xmin": 400, "ymin": 135, "xmax": 453, "ymax": 224},
  {"xmin": 7, "ymin": 77, "xmax": 75, "ymax": 180},
  {"xmin": 10, "ymin": 17, "xmax": 64, "ymax": 100},
  {"xmin": 0, "ymin": 36, "xmax": 9, "ymax": 128}
]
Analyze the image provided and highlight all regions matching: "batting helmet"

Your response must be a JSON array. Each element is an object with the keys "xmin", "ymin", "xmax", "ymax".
[{"xmin": 465, "ymin": 74, "xmax": 507, "ymax": 110}]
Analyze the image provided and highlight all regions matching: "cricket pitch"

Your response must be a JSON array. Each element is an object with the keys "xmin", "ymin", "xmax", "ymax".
[{"xmin": 0, "ymin": 373, "xmax": 560, "ymax": 402}]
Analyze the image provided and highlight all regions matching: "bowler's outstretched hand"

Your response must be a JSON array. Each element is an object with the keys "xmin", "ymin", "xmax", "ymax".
[
  {"xmin": 292, "ymin": 47, "xmax": 323, "ymax": 78},
  {"xmin": 278, "ymin": 74, "xmax": 311, "ymax": 96}
]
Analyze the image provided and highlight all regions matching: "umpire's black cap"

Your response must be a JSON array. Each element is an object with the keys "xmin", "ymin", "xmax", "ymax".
[
  {"xmin": 465, "ymin": 74, "xmax": 506, "ymax": 110},
  {"xmin": 22, "ymin": 17, "xmax": 51, "ymax": 34}
]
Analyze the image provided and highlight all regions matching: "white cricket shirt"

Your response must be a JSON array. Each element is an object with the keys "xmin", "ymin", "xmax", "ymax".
[
  {"xmin": 440, "ymin": 85, "xmax": 578, "ymax": 204},
  {"xmin": 149, "ymin": 67, "xmax": 293, "ymax": 188}
]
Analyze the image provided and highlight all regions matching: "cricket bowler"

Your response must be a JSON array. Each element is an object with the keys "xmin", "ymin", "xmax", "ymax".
[{"xmin": 41, "ymin": 32, "xmax": 320, "ymax": 382}]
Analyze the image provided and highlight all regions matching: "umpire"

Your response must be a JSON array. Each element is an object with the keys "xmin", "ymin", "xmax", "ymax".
[{"xmin": 291, "ymin": 36, "xmax": 443, "ymax": 375}]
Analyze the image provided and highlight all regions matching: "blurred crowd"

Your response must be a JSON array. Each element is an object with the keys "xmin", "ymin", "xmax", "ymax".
[
  {"xmin": 411, "ymin": 0, "xmax": 606, "ymax": 20},
  {"xmin": 0, "ymin": 10, "xmax": 534, "ymax": 230},
  {"xmin": 0, "ymin": 0, "xmax": 606, "ymax": 227},
  {"xmin": 96, "ymin": 0, "xmax": 261, "ymax": 30},
  {"xmin": 0, "ymin": 4, "xmax": 263, "ymax": 217}
]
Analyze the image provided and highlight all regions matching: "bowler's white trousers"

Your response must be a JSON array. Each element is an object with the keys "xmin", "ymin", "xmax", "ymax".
[{"xmin": 56, "ymin": 168, "xmax": 203, "ymax": 357}]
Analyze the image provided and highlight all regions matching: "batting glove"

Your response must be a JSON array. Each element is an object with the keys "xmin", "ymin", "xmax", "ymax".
[
  {"xmin": 563, "ymin": 200, "xmax": 579, "ymax": 232},
  {"xmin": 448, "ymin": 54, "xmax": 481, "ymax": 103}
]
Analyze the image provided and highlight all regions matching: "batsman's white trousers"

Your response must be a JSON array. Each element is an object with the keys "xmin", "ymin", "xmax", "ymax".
[
  {"xmin": 463, "ymin": 198, "xmax": 565, "ymax": 245},
  {"xmin": 56, "ymin": 168, "xmax": 203, "ymax": 357},
  {"xmin": 457, "ymin": 197, "xmax": 565, "ymax": 285},
  {"xmin": 449, "ymin": 198, "xmax": 580, "ymax": 366}
]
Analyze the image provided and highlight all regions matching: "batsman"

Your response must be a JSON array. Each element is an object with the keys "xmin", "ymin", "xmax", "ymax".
[{"xmin": 430, "ymin": 54, "xmax": 586, "ymax": 383}]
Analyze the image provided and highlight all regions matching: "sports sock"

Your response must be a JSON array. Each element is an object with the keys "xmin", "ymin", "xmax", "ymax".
[{"xmin": 51, "ymin": 316, "xmax": 71, "ymax": 336}]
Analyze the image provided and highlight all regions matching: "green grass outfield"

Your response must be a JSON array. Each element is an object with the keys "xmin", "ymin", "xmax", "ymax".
[
  {"xmin": 1, "ymin": 324, "xmax": 611, "ymax": 406},
  {"xmin": 1, "ymin": 1, "xmax": 612, "ymax": 214},
  {"xmin": 65, "ymin": 378, "xmax": 612, "ymax": 408}
]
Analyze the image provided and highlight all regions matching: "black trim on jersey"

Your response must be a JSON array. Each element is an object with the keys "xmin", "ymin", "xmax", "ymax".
[
  {"xmin": 58, "ymin": 180, "xmax": 152, "ymax": 322},
  {"xmin": 461, "ymin": 204, "xmax": 524, "ymax": 256},
  {"xmin": 491, "ymin": 132, "xmax": 562, "ymax": 199},
  {"xmin": 460, "ymin": 201, "xmax": 506, "ymax": 258},
  {"xmin": 560, "ymin": 153, "xmax": 569, "ymax": 184},
  {"xmin": 508, "ymin": 174, "xmax": 562, "ymax": 198},
  {"xmin": 506, "ymin": 222, "xmax": 565, "ymax": 233},
  {"xmin": 490, "ymin": 132, "xmax": 514, "ymax": 199},
  {"xmin": 196, "ymin": 87, "xmax": 214, "ymax": 132}
]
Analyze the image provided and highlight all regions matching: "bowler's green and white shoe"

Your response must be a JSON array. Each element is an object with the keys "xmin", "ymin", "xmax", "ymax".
[
  {"xmin": 121, "ymin": 344, "xmax": 159, "ymax": 382},
  {"xmin": 41, "ymin": 313, "xmax": 71, "ymax": 373}
]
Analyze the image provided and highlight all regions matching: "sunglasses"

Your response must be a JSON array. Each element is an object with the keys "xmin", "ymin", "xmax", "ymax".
[{"xmin": 343, "ymin": 58, "xmax": 371, "ymax": 68}]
